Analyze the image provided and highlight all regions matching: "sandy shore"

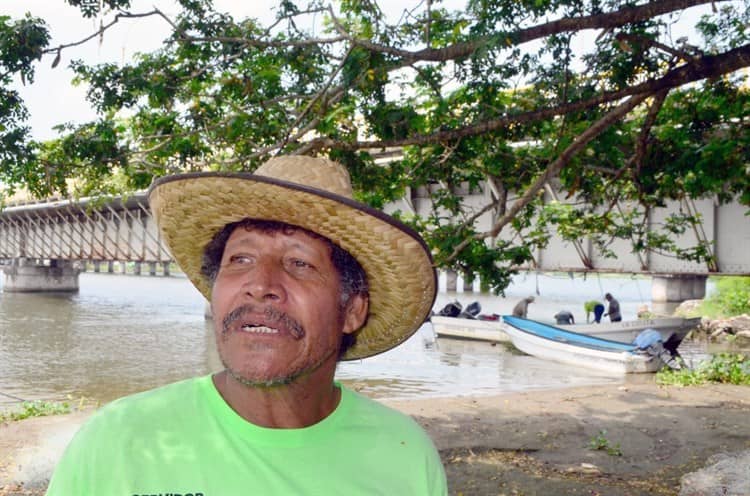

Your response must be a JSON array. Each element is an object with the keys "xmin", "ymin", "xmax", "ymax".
[{"xmin": 2, "ymin": 382, "xmax": 749, "ymax": 495}]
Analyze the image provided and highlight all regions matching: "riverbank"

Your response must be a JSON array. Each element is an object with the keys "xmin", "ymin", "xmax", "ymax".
[
  {"xmin": 1, "ymin": 382, "xmax": 748, "ymax": 495},
  {"xmin": 389, "ymin": 382, "xmax": 750, "ymax": 495}
]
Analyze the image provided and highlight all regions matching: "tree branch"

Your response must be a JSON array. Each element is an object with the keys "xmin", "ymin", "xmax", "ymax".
[
  {"xmin": 342, "ymin": 0, "xmax": 728, "ymax": 63},
  {"xmin": 41, "ymin": 9, "xmax": 169, "ymax": 56},
  {"xmin": 445, "ymin": 92, "xmax": 650, "ymax": 262},
  {"xmin": 303, "ymin": 43, "xmax": 750, "ymax": 152}
]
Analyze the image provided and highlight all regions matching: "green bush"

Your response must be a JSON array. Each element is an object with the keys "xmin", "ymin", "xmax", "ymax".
[
  {"xmin": 656, "ymin": 353, "xmax": 750, "ymax": 386},
  {"xmin": 702, "ymin": 276, "xmax": 750, "ymax": 317},
  {"xmin": 0, "ymin": 400, "xmax": 71, "ymax": 422}
]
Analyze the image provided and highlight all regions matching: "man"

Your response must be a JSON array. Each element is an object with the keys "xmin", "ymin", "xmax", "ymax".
[
  {"xmin": 554, "ymin": 309, "xmax": 575, "ymax": 325},
  {"xmin": 593, "ymin": 302, "xmax": 605, "ymax": 323},
  {"xmin": 604, "ymin": 292, "xmax": 622, "ymax": 322},
  {"xmin": 512, "ymin": 295, "xmax": 535, "ymax": 318},
  {"xmin": 46, "ymin": 156, "xmax": 447, "ymax": 495}
]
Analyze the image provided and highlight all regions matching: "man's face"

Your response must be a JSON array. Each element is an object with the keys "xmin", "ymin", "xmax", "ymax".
[{"xmin": 210, "ymin": 226, "xmax": 365, "ymax": 387}]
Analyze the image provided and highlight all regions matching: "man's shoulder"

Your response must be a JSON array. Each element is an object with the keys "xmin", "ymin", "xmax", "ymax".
[
  {"xmin": 111, "ymin": 375, "xmax": 205, "ymax": 406},
  {"xmin": 80, "ymin": 376, "xmax": 208, "ymax": 433},
  {"xmin": 340, "ymin": 387, "xmax": 428, "ymax": 433}
]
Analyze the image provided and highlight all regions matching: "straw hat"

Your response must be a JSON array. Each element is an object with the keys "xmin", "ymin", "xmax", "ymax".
[{"xmin": 147, "ymin": 156, "xmax": 437, "ymax": 360}]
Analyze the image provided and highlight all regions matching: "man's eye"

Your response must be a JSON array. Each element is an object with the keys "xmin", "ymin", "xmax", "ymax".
[
  {"xmin": 228, "ymin": 254, "xmax": 252, "ymax": 264},
  {"xmin": 290, "ymin": 259, "xmax": 312, "ymax": 269}
]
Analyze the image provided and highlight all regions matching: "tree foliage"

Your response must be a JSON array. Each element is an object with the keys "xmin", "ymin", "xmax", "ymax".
[{"xmin": 2, "ymin": 0, "xmax": 749, "ymax": 293}]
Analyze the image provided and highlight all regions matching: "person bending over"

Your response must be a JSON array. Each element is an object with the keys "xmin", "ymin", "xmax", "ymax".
[
  {"xmin": 554, "ymin": 310, "xmax": 575, "ymax": 325},
  {"xmin": 512, "ymin": 296, "xmax": 535, "ymax": 318}
]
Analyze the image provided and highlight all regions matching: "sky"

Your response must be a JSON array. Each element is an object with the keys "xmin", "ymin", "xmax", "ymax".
[
  {"xmin": 8, "ymin": 0, "xmax": 470, "ymax": 141},
  {"xmin": 6, "ymin": 1, "xmax": 282, "ymax": 140},
  {"xmin": 7, "ymin": 0, "xmax": 712, "ymax": 142}
]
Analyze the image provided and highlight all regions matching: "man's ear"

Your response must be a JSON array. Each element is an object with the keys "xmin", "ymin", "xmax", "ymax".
[{"xmin": 342, "ymin": 294, "xmax": 369, "ymax": 335}]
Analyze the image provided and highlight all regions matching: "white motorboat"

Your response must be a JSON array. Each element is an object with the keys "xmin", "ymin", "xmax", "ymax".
[
  {"xmin": 501, "ymin": 316, "xmax": 669, "ymax": 374},
  {"xmin": 559, "ymin": 317, "xmax": 701, "ymax": 344},
  {"xmin": 430, "ymin": 315, "xmax": 510, "ymax": 343},
  {"xmin": 431, "ymin": 314, "xmax": 700, "ymax": 346}
]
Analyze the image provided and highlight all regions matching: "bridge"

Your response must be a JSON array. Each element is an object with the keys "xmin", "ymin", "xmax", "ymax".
[
  {"xmin": 390, "ymin": 182, "xmax": 750, "ymax": 303},
  {"xmin": 1, "ymin": 186, "xmax": 748, "ymax": 303},
  {"xmin": 0, "ymin": 193, "xmax": 170, "ymax": 292}
]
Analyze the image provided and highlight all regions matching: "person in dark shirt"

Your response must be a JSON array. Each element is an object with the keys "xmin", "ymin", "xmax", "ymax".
[
  {"xmin": 554, "ymin": 310, "xmax": 575, "ymax": 325},
  {"xmin": 604, "ymin": 293, "xmax": 622, "ymax": 322}
]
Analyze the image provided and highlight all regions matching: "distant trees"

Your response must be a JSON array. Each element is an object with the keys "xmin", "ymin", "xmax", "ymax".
[{"xmin": 2, "ymin": 0, "xmax": 748, "ymax": 292}]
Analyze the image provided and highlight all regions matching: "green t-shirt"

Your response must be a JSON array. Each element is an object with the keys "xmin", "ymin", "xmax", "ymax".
[{"xmin": 46, "ymin": 375, "xmax": 447, "ymax": 495}]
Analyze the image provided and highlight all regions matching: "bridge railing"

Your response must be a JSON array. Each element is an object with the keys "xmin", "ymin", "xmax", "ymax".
[{"xmin": 0, "ymin": 193, "xmax": 172, "ymax": 263}]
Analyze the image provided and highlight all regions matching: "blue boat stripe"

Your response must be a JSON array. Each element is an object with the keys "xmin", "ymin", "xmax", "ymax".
[{"xmin": 502, "ymin": 316, "xmax": 638, "ymax": 352}]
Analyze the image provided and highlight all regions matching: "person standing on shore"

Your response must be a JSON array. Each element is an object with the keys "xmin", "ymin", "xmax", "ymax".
[
  {"xmin": 604, "ymin": 292, "xmax": 622, "ymax": 322},
  {"xmin": 512, "ymin": 296, "xmax": 535, "ymax": 318},
  {"xmin": 45, "ymin": 156, "xmax": 447, "ymax": 495}
]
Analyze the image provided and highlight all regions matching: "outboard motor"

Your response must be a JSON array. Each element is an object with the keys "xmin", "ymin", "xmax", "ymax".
[
  {"xmin": 459, "ymin": 301, "xmax": 482, "ymax": 319},
  {"xmin": 633, "ymin": 328, "xmax": 682, "ymax": 369},
  {"xmin": 661, "ymin": 332, "xmax": 681, "ymax": 357},
  {"xmin": 436, "ymin": 301, "xmax": 462, "ymax": 318}
]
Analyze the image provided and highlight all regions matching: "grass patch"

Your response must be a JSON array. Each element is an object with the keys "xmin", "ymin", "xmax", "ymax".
[
  {"xmin": 656, "ymin": 353, "xmax": 750, "ymax": 386},
  {"xmin": 682, "ymin": 276, "xmax": 750, "ymax": 319},
  {"xmin": 588, "ymin": 430, "xmax": 623, "ymax": 456},
  {"xmin": 0, "ymin": 400, "xmax": 72, "ymax": 422}
]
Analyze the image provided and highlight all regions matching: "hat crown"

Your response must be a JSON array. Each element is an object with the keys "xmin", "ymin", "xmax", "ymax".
[{"xmin": 256, "ymin": 156, "xmax": 353, "ymax": 198}]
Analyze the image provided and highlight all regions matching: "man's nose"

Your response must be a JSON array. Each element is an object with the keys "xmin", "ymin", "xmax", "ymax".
[{"xmin": 243, "ymin": 259, "xmax": 285, "ymax": 302}]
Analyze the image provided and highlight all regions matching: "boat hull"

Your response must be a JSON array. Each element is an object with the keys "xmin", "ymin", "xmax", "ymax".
[
  {"xmin": 560, "ymin": 317, "xmax": 701, "ymax": 344},
  {"xmin": 431, "ymin": 316, "xmax": 510, "ymax": 343},
  {"xmin": 502, "ymin": 316, "xmax": 666, "ymax": 374},
  {"xmin": 431, "ymin": 315, "xmax": 700, "ymax": 347}
]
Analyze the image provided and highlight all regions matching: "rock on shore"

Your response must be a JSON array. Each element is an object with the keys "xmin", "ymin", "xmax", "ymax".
[{"xmin": 679, "ymin": 449, "xmax": 750, "ymax": 496}]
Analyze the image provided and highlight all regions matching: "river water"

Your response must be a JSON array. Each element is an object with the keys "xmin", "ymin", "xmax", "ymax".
[{"xmin": 0, "ymin": 271, "xmax": 710, "ymax": 409}]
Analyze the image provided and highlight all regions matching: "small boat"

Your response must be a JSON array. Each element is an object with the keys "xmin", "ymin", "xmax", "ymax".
[
  {"xmin": 501, "ymin": 316, "xmax": 672, "ymax": 374},
  {"xmin": 432, "ymin": 310, "xmax": 699, "ymax": 346},
  {"xmin": 559, "ymin": 317, "xmax": 701, "ymax": 345},
  {"xmin": 431, "ymin": 315, "xmax": 511, "ymax": 343}
]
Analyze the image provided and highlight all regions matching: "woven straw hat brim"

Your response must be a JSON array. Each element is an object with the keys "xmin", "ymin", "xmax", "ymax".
[{"xmin": 148, "ymin": 172, "xmax": 437, "ymax": 360}]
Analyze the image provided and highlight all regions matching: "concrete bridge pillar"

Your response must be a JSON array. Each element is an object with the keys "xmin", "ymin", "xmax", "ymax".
[
  {"xmin": 445, "ymin": 270, "xmax": 458, "ymax": 292},
  {"xmin": 2, "ymin": 258, "xmax": 80, "ymax": 293},
  {"xmin": 463, "ymin": 272, "xmax": 475, "ymax": 293},
  {"xmin": 651, "ymin": 274, "xmax": 707, "ymax": 303}
]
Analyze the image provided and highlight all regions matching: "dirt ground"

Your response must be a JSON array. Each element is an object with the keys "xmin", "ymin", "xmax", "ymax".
[
  {"xmin": 1, "ymin": 382, "xmax": 749, "ymax": 496},
  {"xmin": 388, "ymin": 382, "xmax": 750, "ymax": 495}
]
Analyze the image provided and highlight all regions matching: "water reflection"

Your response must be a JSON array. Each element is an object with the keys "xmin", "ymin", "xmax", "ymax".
[{"xmin": 337, "ymin": 323, "xmax": 622, "ymax": 400}]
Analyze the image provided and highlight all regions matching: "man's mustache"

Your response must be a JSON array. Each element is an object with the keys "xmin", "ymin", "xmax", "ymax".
[{"xmin": 222, "ymin": 304, "xmax": 305, "ymax": 339}]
